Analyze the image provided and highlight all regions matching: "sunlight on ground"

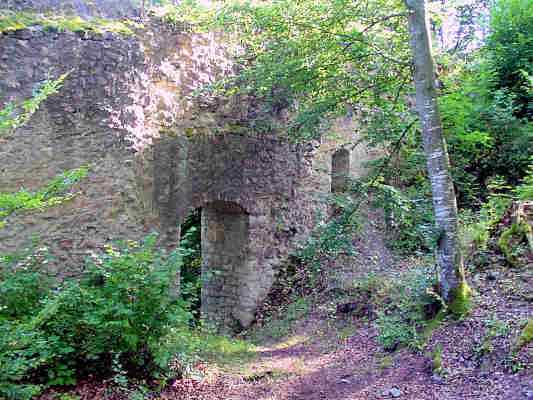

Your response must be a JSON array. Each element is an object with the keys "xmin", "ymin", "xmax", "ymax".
[{"xmin": 269, "ymin": 334, "xmax": 309, "ymax": 350}]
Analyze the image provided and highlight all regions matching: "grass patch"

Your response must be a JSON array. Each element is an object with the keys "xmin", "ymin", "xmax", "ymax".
[
  {"xmin": 159, "ymin": 327, "xmax": 256, "ymax": 375},
  {"xmin": 376, "ymin": 353, "xmax": 394, "ymax": 370},
  {"xmin": 250, "ymin": 297, "xmax": 310, "ymax": 342},
  {"xmin": 337, "ymin": 325, "xmax": 358, "ymax": 341}
]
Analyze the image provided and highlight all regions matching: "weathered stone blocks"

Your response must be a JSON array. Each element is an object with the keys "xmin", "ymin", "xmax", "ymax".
[{"xmin": 0, "ymin": 16, "xmax": 375, "ymax": 331}]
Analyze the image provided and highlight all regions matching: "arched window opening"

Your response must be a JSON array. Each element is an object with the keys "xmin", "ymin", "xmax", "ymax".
[{"xmin": 331, "ymin": 148, "xmax": 350, "ymax": 192}]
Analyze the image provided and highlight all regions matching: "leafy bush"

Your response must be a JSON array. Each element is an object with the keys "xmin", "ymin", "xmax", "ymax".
[
  {"xmin": 374, "ymin": 267, "xmax": 441, "ymax": 351},
  {"xmin": 498, "ymin": 222, "xmax": 531, "ymax": 267},
  {"xmin": 459, "ymin": 177, "xmax": 513, "ymax": 258},
  {"xmin": 179, "ymin": 209, "xmax": 202, "ymax": 316},
  {"xmin": 0, "ymin": 234, "xmax": 191, "ymax": 399},
  {"xmin": 371, "ymin": 181, "xmax": 437, "ymax": 254},
  {"xmin": 0, "ymin": 247, "xmax": 53, "ymax": 320},
  {"xmin": 439, "ymin": 63, "xmax": 531, "ymax": 208},
  {"xmin": 514, "ymin": 160, "xmax": 533, "ymax": 200},
  {"xmin": 297, "ymin": 190, "xmax": 361, "ymax": 271}
]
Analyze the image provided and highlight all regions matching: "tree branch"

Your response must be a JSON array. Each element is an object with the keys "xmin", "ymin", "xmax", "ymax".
[{"xmin": 362, "ymin": 13, "xmax": 409, "ymax": 33}]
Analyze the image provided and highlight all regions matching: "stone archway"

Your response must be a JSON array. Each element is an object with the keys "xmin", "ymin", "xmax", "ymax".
[
  {"xmin": 331, "ymin": 148, "xmax": 350, "ymax": 192},
  {"xmin": 200, "ymin": 200, "xmax": 250, "ymax": 331}
]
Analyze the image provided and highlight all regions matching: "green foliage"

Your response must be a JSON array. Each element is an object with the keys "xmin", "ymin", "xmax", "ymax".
[
  {"xmin": 514, "ymin": 160, "xmax": 533, "ymax": 200},
  {"xmin": 297, "ymin": 191, "xmax": 361, "ymax": 272},
  {"xmin": 371, "ymin": 181, "xmax": 437, "ymax": 254},
  {"xmin": 0, "ymin": 11, "xmax": 139, "ymax": 35},
  {"xmin": 0, "ymin": 235, "xmax": 190, "ymax": 398},
  {"xmin": 498, "ymin": 222, "xmax": 532, "ymax": 267},
  {"xmin": 374, "ymin": 267, "xmax": 441, "ymax": 351},
  {"xmin": 0, "ymin": 73, "xmax": 68, "ymax": 135},
  {"xmin": 395, "ymin": 3, "xmax": 532, "ymax": 211},
  {"xmin": 475, "ymin": 315, "xmax": 511, "ymax": 357},
  {"xmin": 0, "ymin": 247, "xmax": 52, "ymax": 321},
  {"xmin": 515, "ymin": 318, "xmax": 533, "ymax": 351},
  {"xmin": 0, "ymin": 166, "xmax": 90, "ymax": 228},
  {"xmin": 438, "ymin": 61, "xmax": 532, "ymax": 207},
  {"xmin": 459, "ymin": 177, "xmax": 513, "ymax": 257},
  {"xmin": 152, "ymin": 0, "xmax": 213, "ymax": 29},
  {"xmin": 431, "ymin": 344, "xmax": 443, "ymax": 374},
  {"xmin": 0, "ymin": 234, "xmax": 253, "ymax": 398},
  {"xmin": 179, "ymin": 209, "xmax": 202, "ymax": 316},
  {"xmin": 251, "ymin": 297, "xmax": 310, "ymax": 341},
  {"xmin": 212, "ymin": 0, "xmax": 411, "ymax": 141},
  {"xmin": 486, "ymin": 0, "xmax": 533, "ymax": 119}
]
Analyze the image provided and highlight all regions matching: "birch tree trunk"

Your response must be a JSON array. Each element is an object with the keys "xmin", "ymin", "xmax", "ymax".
[
  {"xmin": 140, "ymin": 0, "xmax": 146, "ymax": 19},
  {"xmin": 404, "ymin": 0, "xmax": 471, "ymax": 314}
]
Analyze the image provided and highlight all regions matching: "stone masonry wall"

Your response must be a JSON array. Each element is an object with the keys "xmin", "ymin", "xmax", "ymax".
[
  {"xmin": 0, "ymin": 16, "xmax": 368, "ymax": 330},
  {"xmin": 147, "ymin": 133, "xmax": 325, "ymax": 329},
  {"xmin": 0, "ymin": 20, "xmax": 238, "ymax": 276},
  {"xmin": 2, "ymin": 0, "xmax": 140, "ymax": 19}
]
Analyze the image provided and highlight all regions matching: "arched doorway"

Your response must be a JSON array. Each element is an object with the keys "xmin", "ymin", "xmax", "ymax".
[
  {"xmin": 200, "ymin": 200, "xmax": 250, "ymax": 331},
  {"xmin": 331, "ymin": 148, "xmax": 350, "ymax": 192}
]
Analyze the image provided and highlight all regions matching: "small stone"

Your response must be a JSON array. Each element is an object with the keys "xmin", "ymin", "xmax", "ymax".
[
  {"xmin": 431, "ymin": 374, "xmax": 445, "ymax": 385},
  {"xmin": 390, "ymin": 388, "xmax": 401, "ymax": 398},
  {"xmin": 487, "ymin": 271, "xmax": 498, "ymax": 281}
]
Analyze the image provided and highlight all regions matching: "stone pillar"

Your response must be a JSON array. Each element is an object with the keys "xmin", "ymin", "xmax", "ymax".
[
  {"xmin": 200, "ymin": 201, "xmax": 250, "ymax": 332},
  {"xmin": 152, "ymin": 136, "xmax": 190, "ymax": 297}
]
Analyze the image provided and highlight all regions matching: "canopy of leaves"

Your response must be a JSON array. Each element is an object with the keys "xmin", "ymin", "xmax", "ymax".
[{"xmin": 213, "ymin": 0, "xmax": 413, "ymax": 141}]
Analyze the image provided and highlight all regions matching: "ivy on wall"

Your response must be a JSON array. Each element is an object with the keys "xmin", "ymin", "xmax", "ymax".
[
  {"xmin": 0, "ymin": 73, "xmax": 68, "ymax": 135},
  {"xmin": 0, "ymin": 166, "xmax": 90, "ymax": 229}
]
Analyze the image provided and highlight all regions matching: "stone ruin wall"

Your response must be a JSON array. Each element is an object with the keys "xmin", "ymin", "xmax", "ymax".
[
  {"xmin": 3, "ymin": 0, "xmax": 140, "ymax": 18},
  {"xmin": 0, "ymin": 19, "xmax": 241, "ymax": 269},
  {"xmin": 0, "ymin": 17, "xmax": 376, "ymax": 330}
]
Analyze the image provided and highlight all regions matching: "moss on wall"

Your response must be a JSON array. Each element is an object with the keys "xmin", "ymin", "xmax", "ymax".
[{"xmin": 0, "ymin": 10, "xmax": 141, "ymax": 35}]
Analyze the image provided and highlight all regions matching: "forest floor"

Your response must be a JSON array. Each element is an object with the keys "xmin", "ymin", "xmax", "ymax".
[
  {"xmin": 42, "ymin": 210, "xmax": 532, "ymax": 400},
  {"xmin": 163, "ymin": 209, "xmax": 532, "ymax": 400}
]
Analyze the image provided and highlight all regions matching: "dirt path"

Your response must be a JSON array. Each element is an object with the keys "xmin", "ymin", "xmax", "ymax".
[
  {"xmin": 166, "ymin": 209, "xmax": 532, "ymax": 400},
  {"xmin": 169, "ymin": 302, "xmax": 530, "ymax": 400}
]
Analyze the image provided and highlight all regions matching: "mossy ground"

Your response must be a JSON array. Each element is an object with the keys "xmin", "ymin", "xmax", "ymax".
[
  {"xmin": 448, "ymin": 280, "xmax": 473, "ymax": 318},
  {"xmin": 515, "ymin": 318, "xmax": 533, "ymax": 351},
  {"xmin": 498, "ymin": 221, "xmax": 532, "ymax": 267}
]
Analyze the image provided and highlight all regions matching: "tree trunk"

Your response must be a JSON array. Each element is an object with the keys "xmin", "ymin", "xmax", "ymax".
[
  {"xmin": 404, "ymin": 0, "xmax": 471, "ymax": 314},
  {"xmin": 140, "ymin": 0, "xmax": 146, "ymax": 19}
]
